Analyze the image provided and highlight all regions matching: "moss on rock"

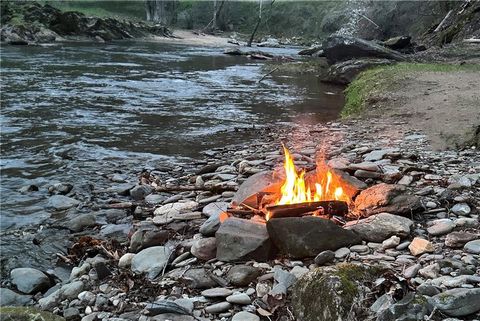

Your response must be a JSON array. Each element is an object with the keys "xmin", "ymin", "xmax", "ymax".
[
  {"xmin": 0, "ymin": 307, "xmax": 65, "ymax": 321},
  {"xmin": 292, "ymin": 263, "xmax": 383, "ymax": 321}
]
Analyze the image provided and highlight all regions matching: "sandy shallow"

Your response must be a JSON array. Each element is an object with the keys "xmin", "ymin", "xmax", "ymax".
[{"xmin": 152, "ymin": 29, "xmax": 236, "ymax": 47}]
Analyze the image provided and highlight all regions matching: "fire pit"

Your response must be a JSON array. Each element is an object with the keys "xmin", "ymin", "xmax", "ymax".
[
  {"xmin": 215, "ymin": 144, "xmax": 421, "ymax": 261},
  {"xmin": 227, "ymin": 145, "xmax": 353, "ymax": 224},
  {"xmin": 215, "ymin": 145, "xmax": 371, "ymax": 261}
]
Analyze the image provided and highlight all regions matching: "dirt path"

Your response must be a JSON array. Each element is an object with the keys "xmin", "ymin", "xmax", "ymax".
[{"xmin": 363, "ymin": 70, "xmax": 480, "ymax": 150}]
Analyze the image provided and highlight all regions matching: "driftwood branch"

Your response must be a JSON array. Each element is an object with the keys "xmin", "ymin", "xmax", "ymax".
[
  {"xmin": 463, "ymin": 38, "xmax": 480, "ymax": 43},
  {"xmin": 358, "ymin": 13, "xmax": 380, "ymax": 29},
  {"xmin": 155, "ymin": 185, "xmax": 237, "ymax": 193},
  {"xmin": 258, "ymin": 66, "xmax": 279, "ymax": 83},
  {"xmin": 434, "ymin": 10, "xmax": 453, "ymax": 32}
]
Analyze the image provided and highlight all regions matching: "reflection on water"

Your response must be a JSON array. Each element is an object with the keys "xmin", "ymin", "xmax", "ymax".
[{"xmin": 0, "ymin": 41, "xmax": 344, "ymax": 229}]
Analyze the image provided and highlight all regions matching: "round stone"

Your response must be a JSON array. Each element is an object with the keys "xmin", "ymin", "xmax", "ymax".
[
  {"xmin": 232, "ymin": 311, "xmax": 259, "ymax": 321},
  {"xmin": 451, "ymin": 203, "xmax": 471, "ymax": 215},
  {"xmin": 464, "ymin": 240, "xmax": 480, "ymax": 254}
]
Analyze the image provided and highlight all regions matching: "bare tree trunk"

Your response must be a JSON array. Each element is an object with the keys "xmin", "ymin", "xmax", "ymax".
[
  {"xmin": 247, "ymin": 0, "xmax": 263, "ymax": 47},
  {"xmin": 203, "ymin": 0, "xmax": 227, "ymax": 32},
  {"xmin": 213, "ymin": 0, "xmax": 218, "ymax": 30},
  {"xmin": 145, "ymin": 0, "xmax": 168, "ymax": 24}
]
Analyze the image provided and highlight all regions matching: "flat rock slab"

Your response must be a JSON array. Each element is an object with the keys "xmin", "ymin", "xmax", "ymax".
[
  {"xmin": 354, "ymin": 183, "xmax": 421, "ymax": 216},
  {"xmin": 216, "ymin": 218, "xmax": 274, "ymax": 262},
  {"xmin": 201, "ymin": 288, "xmax": 232, "ymax": 298},
  {"xmin": 231, "ymin": 171, "xmax": 282, "ymax": 207},
  {"xmin": 267, "ymin": 217, "xmax": 361, "ymax": 258},
  {"xmin": 345, "ymin": 212, "xmax": 413, "ymax": 243}
]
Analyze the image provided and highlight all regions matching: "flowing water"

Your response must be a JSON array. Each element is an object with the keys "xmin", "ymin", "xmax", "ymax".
[{"xmin": 0, "ymin": 41, "xmax": 344, "ymax": 232}]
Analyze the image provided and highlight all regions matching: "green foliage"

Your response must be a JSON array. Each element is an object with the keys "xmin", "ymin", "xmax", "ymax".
[
  {"xmin": 32, "ymin": 0, "xmax": 348, "ymax": 41},
  {"xmin": 40, "ymin": 0, "xmax": 146, "ymax": 20},
  {"xmin": 342, "ymin": 63, "xmax": 480, "ymax": 117}
]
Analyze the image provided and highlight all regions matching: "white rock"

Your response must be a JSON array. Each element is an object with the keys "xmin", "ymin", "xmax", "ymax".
[
  {"xmin": 382, "ymin": 236, "xmax": 400, "ymax": 249},
  {"xmin": 118, "ymin": 253, "xmax": 135, "ymax": 269}
]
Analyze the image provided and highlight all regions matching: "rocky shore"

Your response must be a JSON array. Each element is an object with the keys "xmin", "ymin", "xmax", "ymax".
[
  {"xmin": 1, "ymin": 116, "xmax": 479, "ymax": 321},
  {"xmin": 0, "ymin": 2, "xmax": 171, "ymax": 45}
]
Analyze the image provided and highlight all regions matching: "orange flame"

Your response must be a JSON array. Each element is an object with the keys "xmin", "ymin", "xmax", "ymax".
[{"xmin": 275, "ymin": 146, "xmax": 349, "ymax": 206}]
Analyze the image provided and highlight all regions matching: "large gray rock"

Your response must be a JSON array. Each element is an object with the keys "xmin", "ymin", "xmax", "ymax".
[
  {"xmin": 354, "ymin": 184, "xmax": 421, "ymax": 216},
  {"xmin": 292, "ymin": 263, "xmax": 381, "ymax": 321},
  {"xmin": 216, "ymin": 218, "xmax": 274, "ymax": 262},
  {"xmin": 10, "ymin": 268, "xmax": 51, "ymax": 294},
  {"xmin": 323, "ymin": 35, "xmax": 405, "ymax": 64},
  {"xmin": 322, "ymin": 58, "xmax": 393, "ymax": 85},
  {"xmin": 267, "ymin": 217, "xmax": 362, "ymax": 258},
  {"xmin": 345, "ymin": 212, "xmax": 413, "ymax": 242},
  {"xmin": 47, "ymin": 195, "xmax": 80, "ymax": 211},
  {"xmin": 0, "ymin": 288, "xmax": 32, "ymax": 306},
  {"xmin": 430, "ymin": 288, "xmax": 480, "ymax": 317},
  {"xmin": 131, "ymin": 246, "xmax": 171, "ymax": 279}
]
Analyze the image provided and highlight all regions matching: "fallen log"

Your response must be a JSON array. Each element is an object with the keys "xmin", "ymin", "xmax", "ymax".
[
  {"xmin": 265, "ymin": 200, "xmax": 348, "ymax": 219},
  {"xmin": 463, "ymin": 38, "xmax": 480, "ymax": 43}
]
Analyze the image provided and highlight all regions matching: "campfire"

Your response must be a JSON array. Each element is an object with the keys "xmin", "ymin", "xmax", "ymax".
[{"xmin": 228, "ymin": 145, "xmax": 352, "ymax": 224}]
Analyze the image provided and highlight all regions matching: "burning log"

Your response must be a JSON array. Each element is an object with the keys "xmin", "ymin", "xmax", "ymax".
[{"xmin": 265, "ymin": 200, "xmax": 348, "ymax": 219}]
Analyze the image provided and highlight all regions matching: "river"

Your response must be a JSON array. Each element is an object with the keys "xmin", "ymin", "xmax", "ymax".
[{"xmin": 0, "ymin": 41, "xmax": 344, "ymax": 231}]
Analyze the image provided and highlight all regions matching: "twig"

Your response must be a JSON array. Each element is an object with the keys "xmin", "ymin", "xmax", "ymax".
[
  {"xmin": 426, "ymin": 307, "xmax": 437, "ymax": 320},
  {"xmin": 155, "ymin": 185, "xmax": 237, "ymax": 192},
  {"xmin": 161, "ymin": 249, "xmax": 175, "ymax": 277},
  {"xmin": 258, "ymin": 66, "xmax": 279, "ymax": 83},
  {"xmin": 358, "ymin": 13, "xmax": 380, "ymax": 29}
]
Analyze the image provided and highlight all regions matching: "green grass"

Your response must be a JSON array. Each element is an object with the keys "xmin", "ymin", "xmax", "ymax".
[{"xmin": 342, "ymin": 62, "xmax": 480, "ymax": 117}]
